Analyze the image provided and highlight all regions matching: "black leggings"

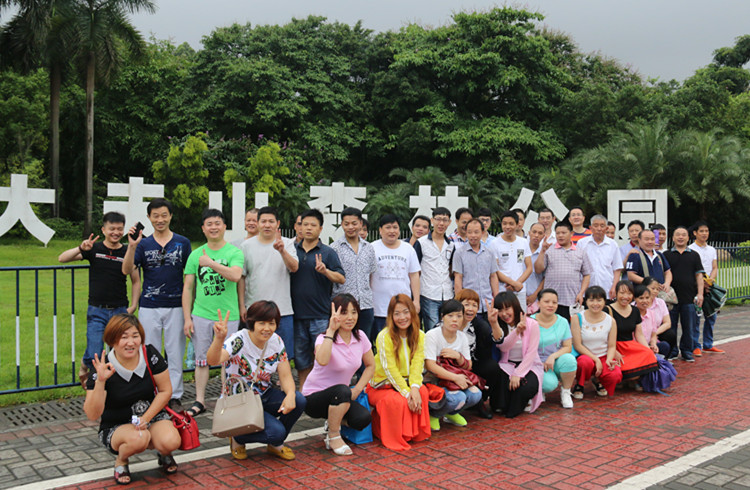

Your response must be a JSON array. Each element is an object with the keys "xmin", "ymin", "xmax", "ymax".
[
  {"xmin": 497, "ymin": 368, "xmax": 539, "ymax": 418},
  {"xmin": 472, "ymin": 358, "xmax": 504, "ymax": 411},
  {"xmin": 658, "ymin": 328, "xmax": 677, "ymax": 354},
  {"xmin": 304, "ymin": 384, "xmax": 372, "ymax": 431}
]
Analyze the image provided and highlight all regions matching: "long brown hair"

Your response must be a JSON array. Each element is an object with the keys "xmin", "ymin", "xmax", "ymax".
[{"xmin": 384, "ymin": 294, "xmax": 421, "ymax": 368}]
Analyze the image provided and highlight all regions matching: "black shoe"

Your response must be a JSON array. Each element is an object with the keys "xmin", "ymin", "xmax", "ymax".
[
  {"xmin": 475, "ymin": 401, "xmax": 493, "ymax": 419},
  {"xmin": 168, "ymin": 398, "xmax": 183, "ymax": 412}
]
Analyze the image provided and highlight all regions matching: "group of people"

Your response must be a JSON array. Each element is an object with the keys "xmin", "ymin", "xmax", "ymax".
[{"xmin": 60, "ymin": 198, "xmax": 722, "ymax": 484}]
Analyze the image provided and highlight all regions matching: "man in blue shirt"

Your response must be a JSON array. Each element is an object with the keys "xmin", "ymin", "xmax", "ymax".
[
  {"xmin": 291, "ymin": 208, "xmax": 345, "ymax": 387},
  {"xmin": 626, "ymin": 229, "xmax": 672, "ymax": 286},
  {"xmin": 123, "ymin": 198, "xmax": 192, "ymax": 410}
]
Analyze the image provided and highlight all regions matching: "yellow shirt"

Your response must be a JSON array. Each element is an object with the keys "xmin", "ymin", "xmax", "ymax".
[{"xmin": 371, "ymin": 328, "xmax": 425, "ymax": 398}]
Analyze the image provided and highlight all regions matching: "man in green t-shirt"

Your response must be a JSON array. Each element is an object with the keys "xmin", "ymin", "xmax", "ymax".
[{"xmin": 182, "ymin": 208, "xmax": 244, "ymax": 417}]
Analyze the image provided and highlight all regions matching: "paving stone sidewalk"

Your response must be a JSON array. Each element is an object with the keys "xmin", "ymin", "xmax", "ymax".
[{"xmin": 1, "ymin": 304, "xmax": 748, "ymax": 489}]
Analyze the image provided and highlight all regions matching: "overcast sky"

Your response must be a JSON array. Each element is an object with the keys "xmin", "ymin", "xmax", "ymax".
[{"xmin": 3, "ymin": 1, "xmax": 748, "ymax": 81}]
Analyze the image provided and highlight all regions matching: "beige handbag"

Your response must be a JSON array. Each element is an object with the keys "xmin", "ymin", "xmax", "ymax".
[{"xmin": 211, "ymin": 344, "xmax": 267, "ymax": 438}]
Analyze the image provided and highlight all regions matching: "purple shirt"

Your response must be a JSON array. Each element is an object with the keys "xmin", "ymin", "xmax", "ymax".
[{"xmin": 301, "ymin": 333, "xmax": 372, "ymax": 396}]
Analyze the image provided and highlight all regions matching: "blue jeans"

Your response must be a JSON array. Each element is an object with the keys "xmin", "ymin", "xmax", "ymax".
[
  {"xmin": 431, "ymin": 386, "xmax": 483, "ymax": 417},
  {"xmin": 293, "ymin": 318, "xmax": 329, "ymax": 370},
  {"xmin": 234, "ymin": 388, "xmax": 306, "ymax": 447},
  {"xmin": 420, "ymin": 296, "xmax": 444, "ymax": 331},
  {"xmin": 669, "ymin": 303, "xmax": 696, "ymax": 357},
  {"xmin": 277, "ymin": 315, "xmax": 294, "ymax": 360},
  {"xmin": 693, "ymin": 312, "xmax": 717, "ymax": 349},
  {"xmin": 84, "ymin": 305, "xmax": 128, "ymax": 367}
]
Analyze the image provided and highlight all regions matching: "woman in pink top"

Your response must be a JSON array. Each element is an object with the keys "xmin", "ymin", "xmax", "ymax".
[
  {"xmin": 643, "ymin": 277, "xmax": 677, "ymax": 357},
  {"xmin": 490, "ymin": 292, "xmax": 544, "ymax": 418},
  {"xmin": 302, "ymin": 294, "xmax": 376, "ymax": 456},
  {"xmin": 635, "ymin": 284, "xmax": 672, "ymax": 357}
]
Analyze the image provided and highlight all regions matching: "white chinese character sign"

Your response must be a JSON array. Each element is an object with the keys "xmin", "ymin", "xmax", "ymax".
[
  {"xmin": 0, "ymin": 174, "xmax": 56, "ymax": 245},
  {"xmin": 607, "ymin": 189, "xmax": 668, "ymax": 245},
  {"xmin": 103, "ymin": 177, "xmax": 164, "ymax": 236},
  {"xmin": 509, "ymin": 187, "xmax": 569, "ymax": 234},
  {"xmin": 209, "ymin": 183, "xmax": 269, "ymax": 243},
  {"xmin": 307, "ymin": 182, "xmax": 367, "ymax": 243}
]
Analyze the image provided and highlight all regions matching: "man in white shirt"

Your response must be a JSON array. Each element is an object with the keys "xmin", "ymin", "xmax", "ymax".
[
  {"xmin": 414, "ymin": 207, "xmax": 455, "ymax": 331},
  {"xmin": 370, "ymin": 214, "xmax": 421, "ymax": 340},
  {"xmin": 538, "ymin": 208, "xmax": 557, "ymax": 244},
  {"xmin": 490, "ymin": 211, "xmax": 532, "ymax": 307},
  {"xmin": 238, "ymin": 206, "xmax": 299, "ymax": 358},
  {"xmin": 578, "ymin": 214, "xmax": 622, "ymax": 300},
  {"xmin": 689, "ymin": 221, "xmax": 723, "ymax": 354}
]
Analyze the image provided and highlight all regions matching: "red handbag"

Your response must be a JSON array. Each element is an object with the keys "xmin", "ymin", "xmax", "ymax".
[
  {"xmin": 437, "ymin": 356, "xmax": 486, "ymax": 391},
  {"xmin": 144, "ymin": 346, "xmax": 201, "ymax": 451}
]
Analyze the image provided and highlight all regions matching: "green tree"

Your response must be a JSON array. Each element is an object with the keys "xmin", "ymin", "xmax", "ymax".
[
  {"xmin": 224, "ymin": 141, "xmax": 290, "ymax": 198},
  {"xmin": 60, "ymin": 0, "xmax": 155, "ymax": 233},
  {"xmin": 152, "ymin": 134, "xmax": 209, "ymax": 235},
  {"xmin": 0, "ymin": 0, "xmax": 71, "ymax": 216}
]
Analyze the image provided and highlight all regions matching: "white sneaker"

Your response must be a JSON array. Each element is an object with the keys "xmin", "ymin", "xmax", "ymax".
[
  {"xmin": 560, "ymin": 388, "xmax": 574, "ymax": 409},
  {"xmin": 524, "ymin": 401, "xmax": 532, "ymax": 412}
]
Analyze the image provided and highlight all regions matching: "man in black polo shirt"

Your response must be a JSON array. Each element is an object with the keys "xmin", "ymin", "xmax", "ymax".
[
  {"xmin": 662, "ymin": 226, "xmax": 704, "ymax": 362},
  {"xmin": 58, "ymin": 212, "xmax": 141, "ymax": 385},
  {"xmin": 290, "ymin": 208, "xmax": 345, "ymax": 387}
]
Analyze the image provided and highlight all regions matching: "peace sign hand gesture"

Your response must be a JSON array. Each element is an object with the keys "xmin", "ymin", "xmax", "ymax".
[
  {"xmin": 327, "ymin": 302, "xmax": 343, "ymax": 332},
  {"xmin": 273, "ymin": 230, "xmax": 285, "ymax": 253},
  {"xmin": 80, "ymin": 234, "xmax": 99, "ymax": 252},
  {"xmin": 486, "ymin": 299, "xmax": 499, "ymax": 325},
  {"xmin": 516, "ymin": 312, "xmax": 527, "ymax": 336},
  {"xmin": 314, "ymin": 254, "xmax": 328, "ymax": 275},
  {"xmin": 213, "ymin": 309, "xmax": 231, "ymax": 341}
]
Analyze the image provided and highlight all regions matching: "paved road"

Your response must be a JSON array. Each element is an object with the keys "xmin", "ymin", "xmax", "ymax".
[{"xmin": 1, "ymin": 304, "xmax": 748, "ymax": 489}]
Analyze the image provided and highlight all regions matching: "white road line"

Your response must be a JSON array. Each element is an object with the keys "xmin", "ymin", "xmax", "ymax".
[
  {"xmin": 714, "ymin": 334, "xmax": 750, "ymax": 345},
  {"xmin": 609, "ymin": 428, "xmax": 750, "ymax": 489},
  {"xmin": 14, "ymin": 427, "xmax": 325, "ymax": 490}
]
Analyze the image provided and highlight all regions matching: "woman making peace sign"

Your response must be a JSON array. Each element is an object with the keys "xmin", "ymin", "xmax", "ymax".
[{"xmin": 206, "ymin": 301, "xmax": 306, "ymax": 461}]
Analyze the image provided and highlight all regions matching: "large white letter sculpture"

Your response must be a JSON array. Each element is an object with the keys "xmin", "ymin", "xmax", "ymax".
[
  {"xmin": 607, "ymin": 189, "xmax": 668, "ymax": 245},
  {"xmin": 509, "ymin": 187, "xmax": 569, "ymax": 234},
  {"xmin": 409, "ymin": 186, "xmax": 437, "ymax": 228},
  {"xmin": 0, "ymin": 174, "xmax": 56, "ymax": 245},
  {"xmin": 308, "ymin": 182, "xmax": 367, "ymax": 243},
  {"xmin": 437, "ymin": 186, "xmax": 469, "ymax": 235},
  {"xmin": 209, "ymin": 183, "xmax": 269, "ymax": 243},
  {"xmin": 103, "ymin": 177, "xmax": 164, "ymax": 236}
]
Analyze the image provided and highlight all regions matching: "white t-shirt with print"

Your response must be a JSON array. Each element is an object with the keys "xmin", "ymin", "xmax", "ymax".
[
  {"xmin": 222, "ymin": 330, "xmax": 287, "ymax": 394},
  {"xmin": 490, "ymin": 236, "xmax": 532, "ymax": 292},
  {"xmin": 371, "ymin": 240, "xmax": 421, "ymax": 317}
]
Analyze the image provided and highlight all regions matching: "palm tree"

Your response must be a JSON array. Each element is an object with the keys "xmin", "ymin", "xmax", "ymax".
[
  {"xmin": 59, "ymin": 0, "xmax": 155, "ymax": 233},
  {"xmin": 388, "ymin": 166, "xmax": 450, "ymax": 195},
  {"xmin": 0, "ymin": 0, "xmax": 70, "ymax": 216},
  {"xmin": 678, "ymin": 129, "xmax": 750, "ymax": 220}
]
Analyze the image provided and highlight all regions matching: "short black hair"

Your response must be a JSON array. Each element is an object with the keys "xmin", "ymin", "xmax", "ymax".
[
  {"xmin": 257, "ymin": 206, "xmax": 279, "ymax": 221},
  {"xmin": 501, "ymin": 210, "xmax": 518, "ymax": 224},
  {"xmin": 538, "ymin": 288, "xmax": 558, "ymax": 301},
  {"xmin": 455, "ymin": 207, "xmax": 473, "ymax": 220},
  {"xmin": 102, "ymin": 212, "xmax": 126, "ymax": 225},
  {"xmin": 341, "ymin": 207, "xmax": 363, "ymax": 220},
  {"xmin": 439, "ymin": 299, "xmax": 464, "ymax": 318},
  {"xmin": 538, "ymin": 208, "xmax": 553, "ymax": 217},
  {"xmin": 201, "ymin": 208, "xmax": 225, "ymax": 225},
  {"xmin": 244, "ymin": 300, "xmax": 281, "ymax": 332},
  {"xmin": 412, "ymin": 215, "xmax": 430, "ymax": 227},
  {"xmin": 511, "ymin": 208, "xmax": 525, "ymax": 219},
  {"xmin": 652, "ymin": 223, "xmax": 666, "ymax": 231},
  {"xmin": 607, "ymin": 221, "xmax": 616, "ymax": 228},
  {"xmin": 555, "ymin": 221, "xmax": 572, "ymax": 231},
  {"xmin": 477, "ymin": 207, "xmax": 492, "ymax": 218},
  {"xmin": 300, "ymin": 208, "xmax": 324, "ymax": 226},
  {"xmin": 379, "ymin": 214, "xmax": 400, "ymax": 227},
  {"xmin": 638, "ymin": 228, "xmax": 655, "ymax": 239},
  {"xmin": 147, "ymin": 198, "xmax": 173, "ymax": 216},
  {"xmin": 361, "ymin": 218, "xmax": 370, "ymax": 230},
  {"xmin": 634, "ymin": 284, "xmax": 650, "ymax": 298},
  {"xmin": 627, "ymin": 220, "xmax": 645, "ymax": 231},
  {"xmin": 432, "ymin": 207, "xmax": 451, "ymax": 218},
  {"xmin": 584, "ymin": 286, "xmax": 607, "ymax": 304}
]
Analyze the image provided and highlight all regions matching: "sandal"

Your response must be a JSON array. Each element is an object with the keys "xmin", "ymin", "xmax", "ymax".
[
  {"xmin": 78, "ymin": 364, "xmax": 90, "ymax": 388},
  {"xmin": 594, "ymin": 382, "xmax": 608, "ymax": 397},
  {"xmin": 571, "ymin": 384, "xmax": 584, "ymax": 400},
  {"xmin": 114, "ymin": 464, "xmax": 131, "ymax": 485},
  {"xmin": 230, "ymin": 438, "xmax": 247, "ymax": 460},
  {"xmin": 324, "ymin": 433, "xmax": 353, "ymax": 456},
  {"xmin": 185, "ymin": 401, "xmax": 205, "ymax": 417},
  {"xmin": 157, "ymin": 453, "xmax": 178, "ymax": 474}
]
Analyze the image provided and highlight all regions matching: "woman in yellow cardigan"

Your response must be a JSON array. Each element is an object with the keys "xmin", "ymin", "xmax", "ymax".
[{"xmin": 366, "ymin": 294, "xmax": 431, "ymax": 451}]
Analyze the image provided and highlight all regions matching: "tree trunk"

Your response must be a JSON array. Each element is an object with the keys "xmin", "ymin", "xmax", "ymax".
[
  {"xmin": 50, "ymin": 62, "xmax": 61, "ymax": 218},
  {"xmin": 84, "ymin": 51, "xmax": 95, "ymax": 235}
]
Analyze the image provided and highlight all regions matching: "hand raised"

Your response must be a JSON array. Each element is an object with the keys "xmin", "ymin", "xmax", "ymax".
[
  {"xmin": 92, "ymin": 350, "xmax": 115, "ymax": 382},
  {"xmin": 516, "ymin": 312, "xmax": 527, "ymax": 336},
  {"xmin": 198, "ymin": 248, "xmax": 213, "ymax": 268},
  {"xmin": 80, "ymin": 234, "xmax": 99, "ymax": 252},
  {"xmin": 273, "ymin": 230, "xmax": 285, "ymax": 252},
  {"xmin": 213, "ymin": 309, "xmax": 230, "ymax": 339},
  {"xmin": 314, "ymin": 254, "xmax": 327, "ymax": 274},
  {"xmin": 486, "ymin": 299, "xmax": 499, "ymax": 324},
  {"xmin": 541, "ymin": 240, "xmax": 552, "ymax": 252},
  {"xmin": 127, "ymin": 225, "xmax": 142, "ymax": 245},
  {"xmin": 328, "ymin": 302, "xmax": 343, "ymax": 332}
]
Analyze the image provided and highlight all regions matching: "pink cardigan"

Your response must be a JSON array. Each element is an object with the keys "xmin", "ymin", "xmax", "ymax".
[{"xmin": 497, "ymin": 317, "xmax": 545, "ymax": 413}]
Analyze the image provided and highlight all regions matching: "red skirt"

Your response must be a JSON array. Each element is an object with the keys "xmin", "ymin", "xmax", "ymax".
[
  {"xmin": 616, "ymin": 340, "xmax": 658, "ymax": 378},
  {"xmin": 366, "ymin": 384, "xmax": 431, "ymax": 451}
]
